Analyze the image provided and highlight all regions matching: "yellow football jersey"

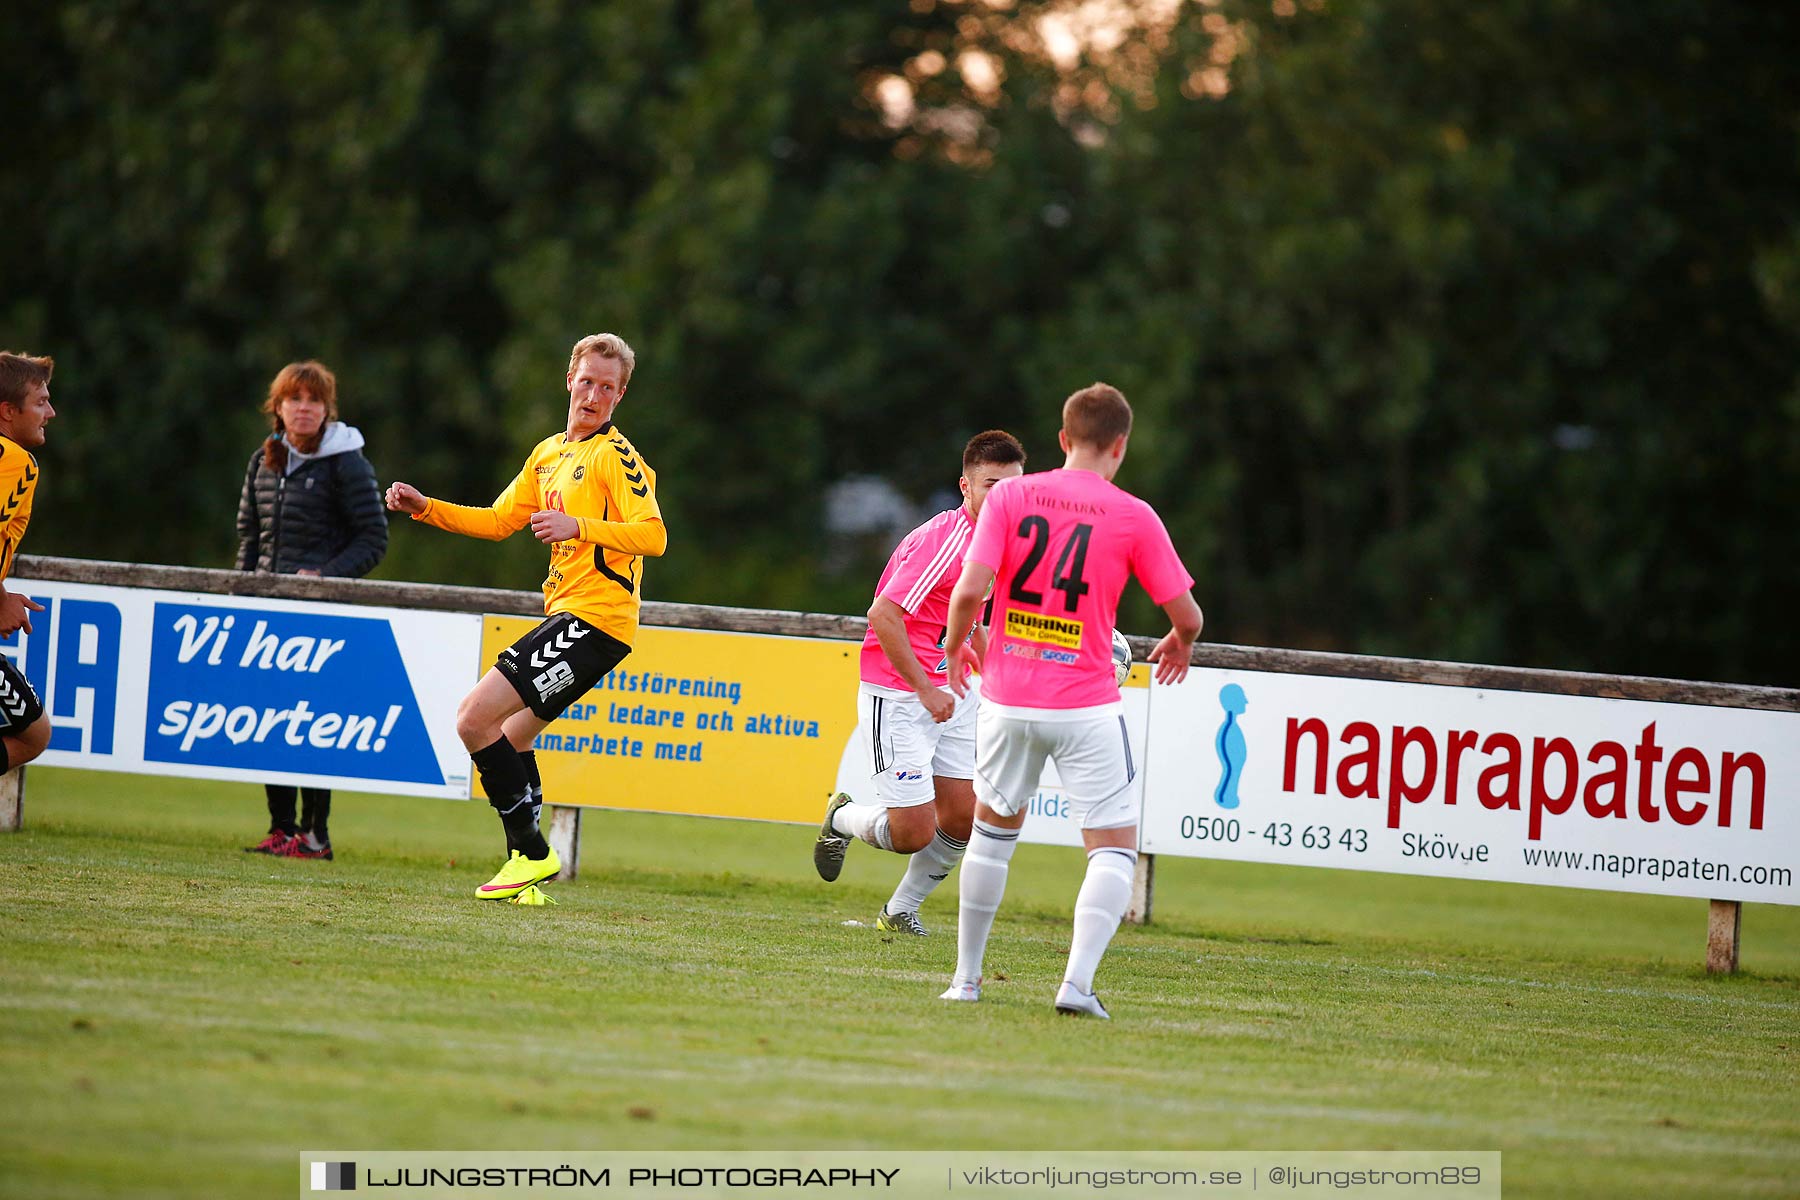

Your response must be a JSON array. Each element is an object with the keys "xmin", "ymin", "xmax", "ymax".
[
  {"xmin": 415, "ymin": 424, "xmax": 664, "ymax": 644},
  {"xmin": 0, "ymin": 435, "xmax": 41, "ymax": 582}
]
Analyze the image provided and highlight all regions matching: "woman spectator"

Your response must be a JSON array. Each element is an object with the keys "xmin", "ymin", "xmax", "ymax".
[{"xmin": 236, "ymin": 361, "xmax": 387, "ymax": 860}]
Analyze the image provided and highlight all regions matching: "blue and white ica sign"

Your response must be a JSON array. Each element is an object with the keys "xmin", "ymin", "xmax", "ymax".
[{"xmin": 0, "ymin": 593, "xmax": 123, "ymax": 755}]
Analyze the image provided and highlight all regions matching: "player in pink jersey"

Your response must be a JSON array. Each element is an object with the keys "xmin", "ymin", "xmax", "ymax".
[
  {"xmin": 938, "ymin": 384, "xmax": 1203, "ymax": 1017},
  {"xmin": 812, "ymin": 431, "xmax": 1027, "ymax": 935}
]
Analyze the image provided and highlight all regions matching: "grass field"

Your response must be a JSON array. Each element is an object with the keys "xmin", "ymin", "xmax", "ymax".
[{"xmin": 2, "ymin": 766, "xmax": 1796, "ymax": 1198}]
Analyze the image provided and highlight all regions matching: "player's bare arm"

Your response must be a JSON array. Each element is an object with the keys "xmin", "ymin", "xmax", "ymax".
[
  {"xmin": 868, "ymin": 596, "xmax": 954, "ymax": 722},
  {"xmin": 1146, "ymin": 592, "xmax": 1203, "ymax": 685},
  {"xmin": 942, "ymin": 563, "xmax": 993, "ymax": 699},
  {"xmin": 0, "ymin": 586, "xmax": 43, "ymax": 637}
]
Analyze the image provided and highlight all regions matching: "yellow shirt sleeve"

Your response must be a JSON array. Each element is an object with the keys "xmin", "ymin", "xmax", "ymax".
[
  {"xmin": 413, "ymin": 455, "xmax": 538, "ymax": 541},
  {"xmin": 0, "ymin": 441, "xmax": 39, "ymax": 582},
  {"xmin": 573, "ymin": 438, "xmax": 665, "ymax": 556},
  {"xmin": 574, "ymin": 512, "xmax": 666, "ymax": 557}
]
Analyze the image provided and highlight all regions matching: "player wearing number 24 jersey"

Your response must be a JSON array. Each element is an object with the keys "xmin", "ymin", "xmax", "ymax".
[
  {"xmin": 939, "ymin": 382, "xmax": 1203, "ymax": 1018},
  {"xmin": 386, "ymin": 334, "xmax": 665, "ymax": 906},
  {"xmin": 968, "ymin": 463, "xmax": 1191, "ymax": 710}
]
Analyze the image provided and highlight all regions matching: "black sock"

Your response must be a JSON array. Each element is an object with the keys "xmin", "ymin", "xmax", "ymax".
[
  {"xmin": 470, "ymin": 737, "xmax": 547, "ymax": 859},
  {"xmin": 300, "ymin": 788, "xmax": 332, "ymax": 845},
  {"xmin": 519, "ymin": 749, "xmax": 544, "ymax": 825},
  {"xmin": 496, "ymin": 750, "xmax": 547, "ymax": 858},
  {"xmin": 264, "ymin": 784, "xmax": 300, "ymax": 836}
]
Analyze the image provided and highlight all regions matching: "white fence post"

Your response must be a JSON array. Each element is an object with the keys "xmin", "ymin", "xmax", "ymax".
[
  {"xmin": 547, "ymin": 804, "xmax": 582, "ymax": 881},
  {"xmin": 1706, "ymin": 899, "xmax": 1741, "ymax": 974},
  {"xmin": 1126, "ymin": 852, "xmax": 1155, "ymax": 924},
  {"xmin": 0, "ymin": 767, "xmax": 22, "ymax": 832}
]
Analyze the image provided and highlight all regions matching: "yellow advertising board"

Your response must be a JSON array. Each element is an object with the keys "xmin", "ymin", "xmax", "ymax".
[{"xmin": 480, "ymin": 617, "xmax": 861, "ymax": 822}]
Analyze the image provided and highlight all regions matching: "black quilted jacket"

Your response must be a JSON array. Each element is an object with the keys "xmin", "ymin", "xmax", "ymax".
[{"xmin": 235, "ymin": 428, "xmax": 388, "ymax": 578}]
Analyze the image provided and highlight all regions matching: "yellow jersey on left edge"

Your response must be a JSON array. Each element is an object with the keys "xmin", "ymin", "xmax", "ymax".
[
  {"xmin": 0, "ymin": 435, "xmax": 40, "ymax": 582},
  {"xmin": 416, "ymin": 424, "xmax": 664, "ymax": 645}
]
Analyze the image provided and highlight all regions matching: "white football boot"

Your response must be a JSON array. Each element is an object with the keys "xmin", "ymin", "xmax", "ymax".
[{"xmin": 1054, "ymin": 981, "xmax": 1111, "ymax": 1019}]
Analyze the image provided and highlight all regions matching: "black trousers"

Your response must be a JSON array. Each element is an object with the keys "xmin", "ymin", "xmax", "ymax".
[{"xmin": 265, "ymin": 784, "xmax": 331, "ymax": 843}]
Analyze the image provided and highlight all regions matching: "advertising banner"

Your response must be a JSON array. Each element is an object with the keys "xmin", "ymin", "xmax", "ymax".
[
  {"xmin": 20, "ymin": 573, "xmax": 1791, "ymax": 906},
  {"xmin": 1141, "ymin": 669, "xmax": 1799, "ymax": 905},
  {"xmin": 7, "ymin": 579, "xmax": 479, "ymax": 798},
  {"xmin": 484, "ymin": 617, "xmax": 861, "ymax": 823}
]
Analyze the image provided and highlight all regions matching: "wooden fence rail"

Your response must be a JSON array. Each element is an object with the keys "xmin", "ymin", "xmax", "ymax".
[{"xmin": 21, "ymin": 556, "xmax": 1799, "ymax": 713}]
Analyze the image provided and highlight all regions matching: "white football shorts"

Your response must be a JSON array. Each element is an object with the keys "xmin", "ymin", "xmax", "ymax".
[
  {"xmin": 975, "ymin": 701, "xmax": 1139, "ymax": 830},
  {"xmin": 858, "ymin": 681, "xmax": 979, "ymax": 806}
]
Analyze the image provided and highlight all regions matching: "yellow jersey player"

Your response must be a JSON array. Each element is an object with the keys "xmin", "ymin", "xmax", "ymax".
[
  {"xmin": 0, "ymin": 351, "xmax": 58, "ymax": 773},
  {"xmin": 386, "ymin": 334, "xmax": 665, "ymax": 904}
]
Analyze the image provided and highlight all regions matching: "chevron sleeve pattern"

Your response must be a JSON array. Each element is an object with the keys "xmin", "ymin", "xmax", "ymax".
[
  {"xmin": 573, "ymin": 430, "xmax": 664, "ymax": 556},
  {"xmin": 0, "ymin": 437, "xmax": 41, "ymax": 583}
]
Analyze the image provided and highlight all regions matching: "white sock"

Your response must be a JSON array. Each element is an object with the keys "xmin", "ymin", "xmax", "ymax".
[
  {"xmin": 831, "ymin": 800, "xmax": 894, "ymax": 850},
  {"xmin": 953, "ymin": 819, "xmax": 1019, "ymax": 986},
  {"xmin": 1064, "ymin": 847, "xmax": 1137, "ymax": 994},
  {"xmin": 887, "ymin": 828, "xmax": 967, "ymax": 915}
]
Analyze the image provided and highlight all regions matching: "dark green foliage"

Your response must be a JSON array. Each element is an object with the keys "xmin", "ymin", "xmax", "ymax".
[{"xmin": 5, "ymin": 0, "xmax": 1796, "ymax": 682}]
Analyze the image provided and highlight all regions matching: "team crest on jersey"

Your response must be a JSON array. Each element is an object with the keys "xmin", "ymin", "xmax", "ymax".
[{"xmin": 573, "ymin": 465, "xmax": 585, "ymax": 481}]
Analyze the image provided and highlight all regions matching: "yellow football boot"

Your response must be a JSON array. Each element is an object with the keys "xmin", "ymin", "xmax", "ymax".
[
  {"xmin": 507, "ymin": 883, "xmax": 557, "ymax": 907},
  {"xmin": 475, "ymin": 848, "xmax": 562, "ymax": 901}
]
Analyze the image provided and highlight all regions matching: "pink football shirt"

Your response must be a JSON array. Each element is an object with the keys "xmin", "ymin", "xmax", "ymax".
[
  {"xmin": 859, "ymin": 506, "xmax": 977, "ymax": 691},
  {"xmin": 965, "ymin": 469, "xmax": 1193, "ymax": 709}
]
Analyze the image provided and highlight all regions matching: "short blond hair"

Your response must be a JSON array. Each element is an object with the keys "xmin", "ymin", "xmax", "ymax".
[{"xmin": 568, "ymin": 333, "xmax": 636, "ymax": 388}]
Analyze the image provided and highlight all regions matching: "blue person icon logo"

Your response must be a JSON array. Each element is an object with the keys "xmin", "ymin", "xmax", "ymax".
[{"xmin": 1214, "ymin": 683, "xmax": 1249, "ymax": 809}]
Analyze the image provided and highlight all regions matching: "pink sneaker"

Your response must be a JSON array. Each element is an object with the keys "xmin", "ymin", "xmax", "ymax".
[
  {"xmin": 245, "ymin": 831, "xmax": 296, "ymax": 854},
  {"xmin": 274, "ymin": 834, "xmax": 334, "ymax": 861}
]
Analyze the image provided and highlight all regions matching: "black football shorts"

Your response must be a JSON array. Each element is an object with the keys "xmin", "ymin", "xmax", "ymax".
[
  {"xmin": 495, "ymin": 612, "xmax": 631, "ymax": 721},
  {"xmin": 0, "ymin": 652, "xmax": 44, "ymax": 737}
]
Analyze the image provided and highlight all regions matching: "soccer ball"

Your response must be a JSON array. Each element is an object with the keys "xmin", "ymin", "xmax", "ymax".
[{"xmin": 1111, "ymin": 628, "xmax": 1133, "ymax": 686}]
